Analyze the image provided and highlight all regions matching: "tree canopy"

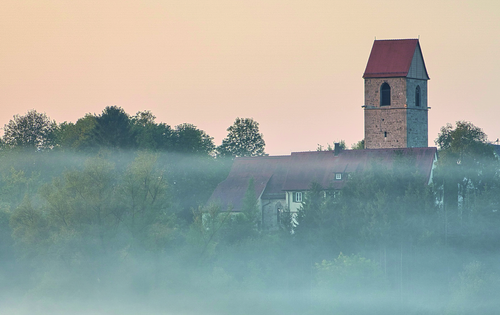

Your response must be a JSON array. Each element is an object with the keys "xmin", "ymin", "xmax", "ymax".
[
  {"xmin": 2, "ymin": 110, "xmax": 56, "ymax": 150},
  {"xmin": 92, "ymin": 106, "xmax": 134, "ymax": 149},
  {"xmin": 55, "ymin": 114, "xmax": 97, "ymax": 151},
  {"xmin": 173, "ymin": 123, "xmax": 215, "ymax": 155},
  {"xmin": 436, "ymin": 121, "xmax": 494, "ymax": 162},
  {"xmin": 217, "ymin": 117, "xmax": 266, "ymax": 157}
]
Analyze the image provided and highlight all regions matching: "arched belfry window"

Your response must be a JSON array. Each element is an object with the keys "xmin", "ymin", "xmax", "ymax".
[
  {"xmin": 415, "ymin": 85, "xmax": 421, "ymax": 107},
  {"xmin": 380, "ymin": 83, "xmax": 391, "ymax": 106}
]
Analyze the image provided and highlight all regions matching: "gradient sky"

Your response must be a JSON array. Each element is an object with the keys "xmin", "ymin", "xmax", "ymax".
[{"xmin": 1, "ymin": 0, "xmax": 499, "ymax": 155}]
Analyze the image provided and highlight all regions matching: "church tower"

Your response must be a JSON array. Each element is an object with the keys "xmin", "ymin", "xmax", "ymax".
[{"xmin": 363, "ymin": 39, "xmax": 429, "ymax": 149}]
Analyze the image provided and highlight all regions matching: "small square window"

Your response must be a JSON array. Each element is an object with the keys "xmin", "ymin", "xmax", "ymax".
[{"xmin": 335, "ymin": 173, "xmax": 342, "ymax": 180}]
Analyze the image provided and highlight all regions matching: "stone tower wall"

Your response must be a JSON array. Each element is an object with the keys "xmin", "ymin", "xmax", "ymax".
[
  {"xmin": 364, "ymin": 78, "xmax": 407, "ymax": 149},
  {"xmin": 406, "ymin": 78, "xmax": 428, "ymax": 147},
  {"xmin": 364, "ymin": 77, "xmax": 407, "ymax": 108},
  {"xmin": 406, "ymin": 79, "xmax": 428, "ymax": 107},
  {"xmin": 364, "ymin": 107, "xmax": 408, "ymax": 149},
  {"xmin": 364, "ymin": 77, "xmax": 428, "ymax": 149},
  {"xmin": 406, "ymin": 109, "xmax": 428, "ymax": 147}
]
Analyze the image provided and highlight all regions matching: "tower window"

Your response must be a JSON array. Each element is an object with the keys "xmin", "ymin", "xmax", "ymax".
[
  {"xmin": 380, "ymin": 83, "xmax": 391, "ymax": 106},
  {"xmin": 415, "ymin": 85, "xmax": 421, "ymax": 107}
]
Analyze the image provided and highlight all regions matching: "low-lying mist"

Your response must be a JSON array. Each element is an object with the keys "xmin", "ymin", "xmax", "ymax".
[{"xmin": 1, "ymin": 148, "xmax": 499, "ymax": 314}]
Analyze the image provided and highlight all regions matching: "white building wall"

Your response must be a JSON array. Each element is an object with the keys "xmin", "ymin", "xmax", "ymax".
[{"xmin": 286, "ymin": 191, "xmax": 304, "ymax": 213}]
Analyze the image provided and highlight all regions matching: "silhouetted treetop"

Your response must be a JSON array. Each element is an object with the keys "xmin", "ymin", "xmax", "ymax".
[
  {"xmin": 218, "ymin": 117, "xmax": 266, "ymax": 157},
  {"xmin": 3, "ymin": 110, "xmax": 56, "ymax": 150}
]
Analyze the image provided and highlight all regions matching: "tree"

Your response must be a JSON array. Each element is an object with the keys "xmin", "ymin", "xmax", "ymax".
[
  {"xmin": 3, "ymin": 110, "xmax": 56, "ymax": 150},
  {"xmin": 217, "ymin": 118, "xmax": 266, "ymax": 157},
  {"xmin": 39, "ymin": 156, "xmax": 123, "ymax": 253},
  {"xmin": 0, "ymin": 167, "xmax": 41, "ymax": 209},
  {"xmin": 351, "ymin": 139, "xmax": 365, "ymax": 150},
  {"xmin": 434, "ymin": 121, "xmax": 498, "ymax": 249},
  {"xmin": 435, "ymin": 121, "xmax": 495, "ymax": 185},
  {"xmin": 121, "ymin": 152, "xmax": 175, "ymax": 250},
  {"xmin": 173, "ymin": 123, "xmax": 215, "ymax": 155},
  {"xmin": 54, "ymin": 114, "xmax": 97, "ymax": 151},
  {"xmin": 319, "ymin": 158, "xmax": 439, "ymax": 294},
  {"xmin": 131, "ymin": 110, "xmax": 173, "ymax": 151},
  {"xmin": 436, "ymin": 121, "xmax": 491, "ymax": 154},
  {"xmin": 9, "ymin": 196, "xmax": 50, "ymax": 258},
  {"xmin": 316, "ymin": 140, "xmax": 346, "ymax": 151},
  {"xmin": 93, "ymin": 106, "xmax": 134, "ymax": 149}
]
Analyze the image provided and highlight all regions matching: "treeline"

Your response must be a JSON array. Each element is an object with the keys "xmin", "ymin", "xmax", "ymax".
[
  {"xmin": 1, "ymin": 107, "xmax": 266, "ymax": 157},
  {"xmin": 0, "ymin": 114, "xmax": 499, "ymax": 314}
]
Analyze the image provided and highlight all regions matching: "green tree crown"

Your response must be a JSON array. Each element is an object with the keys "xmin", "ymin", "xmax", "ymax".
[
  {"xmin": 3, "ymin": 110, "xmax": 56, "ymax": 150},
  {"xmin": 218, "ymin": 118, "xmax": 266, "ymax": 157}
]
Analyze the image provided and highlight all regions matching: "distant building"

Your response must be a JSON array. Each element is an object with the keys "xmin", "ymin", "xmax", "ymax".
[
  {"xmin": 207, "ymin": 39, "xmax": 437, "ymax": 230},
  {"xmin": 208, "ymin": 147, "xmax": 437, "ymax": 230},
  {"xmin": 363, "ymin": 39, "xmax": 430, "ymax": 149}
]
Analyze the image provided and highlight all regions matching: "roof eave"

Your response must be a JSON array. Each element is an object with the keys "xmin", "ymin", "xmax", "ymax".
[{"xmin": 363, "ymin": 72, "xmax": 409, "ymax": 79}]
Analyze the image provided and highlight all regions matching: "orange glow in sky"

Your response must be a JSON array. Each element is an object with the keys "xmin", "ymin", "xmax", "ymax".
[{"xmin": 1, "ymin": 0, "xmax": 499, "ymax": 154}]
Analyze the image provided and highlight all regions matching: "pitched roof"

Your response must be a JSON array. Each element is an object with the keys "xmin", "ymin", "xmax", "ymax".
[
  {"xmin": 207, "ymin": 148, "xmax": 437, "ymax": 211},
  {"xmin": 363, "ymin": 39, "xmax": 429, "ymax": 79},
  {"xmin": 282, "ymin": 147, "xmax": 437, "ymax": 191},
  {"xmin": 206, "ymin": 155, "xmax": 290, "ymax": 212}
]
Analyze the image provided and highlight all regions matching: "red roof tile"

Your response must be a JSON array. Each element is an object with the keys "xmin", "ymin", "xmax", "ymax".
[{"xmin": 363, "ymin": 39, "xmax": 421, "ymax": 78}]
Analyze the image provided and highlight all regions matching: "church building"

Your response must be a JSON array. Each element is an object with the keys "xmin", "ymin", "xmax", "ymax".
[{"xmin": 207, "ymin": 39, "xmax": 437, "ymax": 230}]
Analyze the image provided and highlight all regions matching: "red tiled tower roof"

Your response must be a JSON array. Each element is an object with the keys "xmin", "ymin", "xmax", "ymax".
[{"xmin": 363, "ymin": 39, "xmax": 428, "ymax": 78}]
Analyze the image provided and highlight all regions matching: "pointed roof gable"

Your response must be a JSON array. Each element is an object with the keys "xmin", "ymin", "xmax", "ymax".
[
  {"xmin": 363, "ymin": 39, "xmax": 429, "ymax": 79},
  {"xmin": 207, "ymin": 155, "xmax": 290, "ymax": 212}
]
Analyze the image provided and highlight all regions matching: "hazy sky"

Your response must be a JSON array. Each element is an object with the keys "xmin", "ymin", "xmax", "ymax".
[{"xmin": 1, "ymin": 0, "xmax": 499, "ymax": 155}]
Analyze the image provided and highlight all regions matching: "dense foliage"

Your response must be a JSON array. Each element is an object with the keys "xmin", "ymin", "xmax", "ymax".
[
  {"xmin": 2, "ymin": 110, "xmax": 56, "ymax": 150},
  {"xmin": 217, "ymin": 117, "xmax": 266, "ymax": 157},
  {"xmin": 1, "ymin": 114, "xmax": 499, "ymax": 314}
]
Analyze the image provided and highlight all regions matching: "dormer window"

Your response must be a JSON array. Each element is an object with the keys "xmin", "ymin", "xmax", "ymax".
[
  {"xmin": 415, "ymin": 85, "xmax": 421, "ymax": 107},
  {"xmin": 293, "ymin": 192, "xmax": 303, "ymax": 203},
  {"xmin": 335, "ymin": 173, "xmax": 342, "ymax": 180},
  {"xmin": 380, "ymin": 82, "xmax": 391, "ymax": 106}
]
